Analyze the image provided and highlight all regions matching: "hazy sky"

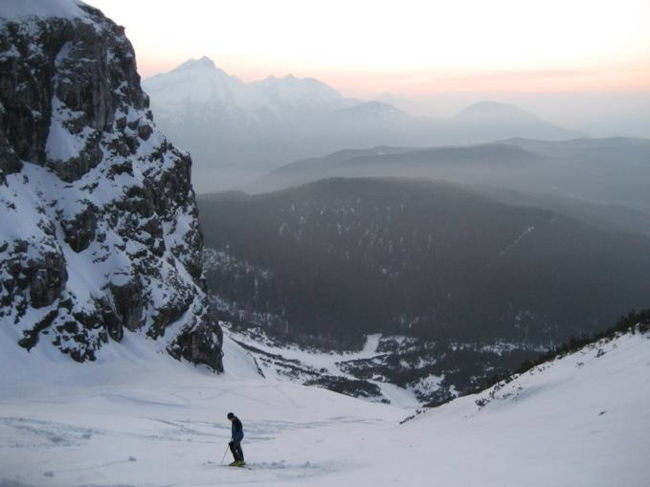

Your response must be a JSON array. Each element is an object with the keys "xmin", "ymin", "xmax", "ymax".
[
  {"xmin": 88, "ymin": 0, "xmax": 649, "ymax": 95},
  {"xmin": 86, "ymin": 0, "xmax": 650, "ymax": 136}
]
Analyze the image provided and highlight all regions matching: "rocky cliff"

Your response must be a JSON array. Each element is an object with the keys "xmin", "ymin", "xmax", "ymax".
[{"xmin": 0, "ymin": 0, "xmax": 223, "ymax": 370}]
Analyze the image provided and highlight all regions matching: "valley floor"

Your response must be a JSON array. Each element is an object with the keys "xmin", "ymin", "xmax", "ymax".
[{"xmin": 1, "ymin": 327, "xmax": 649, "ymax": 487}]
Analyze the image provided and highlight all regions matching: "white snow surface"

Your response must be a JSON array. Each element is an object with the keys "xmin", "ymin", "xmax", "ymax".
[
  {"xmin": 223, "ymin": 326, "xmax": 422, "ymax": 408},
  {"xmin": 1, "ymin": 328, "xmax": 648, "ymax": 486},
  {"xmin": 143, "ymin": 56, "xmax": 357, "ymax": 122},
  {"xmin": 0, "ymin": 0, "xmax": 87, "ymax": 21}
]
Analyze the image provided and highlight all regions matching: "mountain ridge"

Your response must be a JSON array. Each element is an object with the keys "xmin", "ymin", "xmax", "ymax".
[
  {"xmin": 0, "ymin": 0, "xmax": 223, "ymax": 368},
  {"xmin": 143, "ymin": 58, "xmax": 580, "ymax": 192},
  {"xmin": 249, "ymin": 137, "xmax": 650, "ymax": 221}
]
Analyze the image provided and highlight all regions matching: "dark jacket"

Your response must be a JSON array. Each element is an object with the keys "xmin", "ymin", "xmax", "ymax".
[{"xmin": 231, "ymin": 416, "xmax": 244, "ymax": 442}]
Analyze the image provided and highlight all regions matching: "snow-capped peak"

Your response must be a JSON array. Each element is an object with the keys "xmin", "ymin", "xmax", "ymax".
[
  {"xmin": 173, "ymin": 56, "xmax": 219, "ymax": 72},
  {"xmin": 153, "ymin": 56, "xmax": 234, "ymax": 82},
  {"xmin": 143, "ymin": 59, "xmax": 354, "ymax": 117},
  {"xmin": 251, "ymin": 72, "xmax": 344, "ymax": 102},
  {"xmin": 188, "ymin": 55, "xmax": 215, "ymax": 68},
  {"xmin": 143, "ymin": 56, "xmax": 249, "ymax": 108}
]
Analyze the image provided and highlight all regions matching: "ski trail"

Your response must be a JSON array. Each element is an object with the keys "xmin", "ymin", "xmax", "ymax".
[
  {"xmin": 45, "ymin": 457, "xmax": 136, "ymax": 474},
  {"xmin": 499, "ymin": 225, "xmax": 535, "ymax": 258}
]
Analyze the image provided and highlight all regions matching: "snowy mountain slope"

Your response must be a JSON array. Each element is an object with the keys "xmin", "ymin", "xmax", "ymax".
[
  {"xmin": 397, "ymin": 326, "xmax": 650, "ymax": 487},
  {"xmin": 146, "ymin": 57, "xmax": 244, "ymax": 95},
  {"xmin": 0, "ymin": 1, "xmax": 222, "ymax": 366},
  {"xmin": 250, "ymin": 73, "xmax": 353, "ymax": 113},
  {"xmin": 330, "ymin": 100, "xmax": 409, "ymax": 125},
  {"xmin": 214, "ymin": 316, "xmax": 549, "ymax": 408},
  {"xmin": 142, "ymin": 57, "xmax": 378, "ymax": 190},
  {"xmin": 221, "ymin": 323, "xmax": 421, "ymax": 408},
  {"xmin": 0, "ymin": 322, "xmax": 407, "ymax": 486},
  {"xmin": 143, "ymin": 57, "xmax": 356, "ymax": 133},
  {"xmin": 0, "ymin": 319, "xmax": 648, "ymax": 486}
]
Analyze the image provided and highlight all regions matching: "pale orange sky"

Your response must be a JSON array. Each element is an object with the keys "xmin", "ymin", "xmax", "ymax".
[{"xmin": 88, "ymin": 0, "xmax": 650, "ymax": 98}]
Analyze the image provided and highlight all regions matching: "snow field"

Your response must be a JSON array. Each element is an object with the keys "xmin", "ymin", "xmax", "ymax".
[{"xmin": 1, "ymin": 329, "xmax": 648, "ymax": 486}]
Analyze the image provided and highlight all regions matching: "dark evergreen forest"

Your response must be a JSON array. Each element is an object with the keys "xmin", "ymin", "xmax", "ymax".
[{"xmin": 198, "ymin": 178, "xmax": 650, "ymax": 348}]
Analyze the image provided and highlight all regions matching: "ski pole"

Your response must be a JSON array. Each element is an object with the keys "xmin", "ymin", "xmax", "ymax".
[{"xmin": 221, "ymin": 444, "xmax": 229, "ymax": 465}]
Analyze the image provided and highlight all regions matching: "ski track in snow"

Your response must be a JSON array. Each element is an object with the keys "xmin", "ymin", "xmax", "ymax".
[
  {"xmin": 499, "ymin": 225, "xmax": 535, "ymax": 258},
  {"xmin": 1, "ymin": 329, "xmax": 649, "ymax": 487}
]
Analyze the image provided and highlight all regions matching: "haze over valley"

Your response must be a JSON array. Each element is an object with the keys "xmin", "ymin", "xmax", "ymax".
[
  {"xmin": 143, "ymin": 57, "xmax": 590, "ymax": 192},
  {"xmin": 1, "ymin": 1, "xmax": 649, "ymax": 486}
]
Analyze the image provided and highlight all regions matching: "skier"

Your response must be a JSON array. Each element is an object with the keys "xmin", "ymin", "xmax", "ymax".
[{"xmin": 227, "ymin": 412, "xmax": 245, "ymax": 466}]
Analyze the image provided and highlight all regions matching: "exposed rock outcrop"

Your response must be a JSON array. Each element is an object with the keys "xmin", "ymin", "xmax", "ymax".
[{"xmin": 0, "ymin": 1, "xmax": 223, "ymax": 370}]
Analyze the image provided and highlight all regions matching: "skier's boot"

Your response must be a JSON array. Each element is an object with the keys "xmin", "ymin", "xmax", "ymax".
[
  {"xmin": 228, "ymin": 461, "xmax": 238, "ymax": 467},
  {"xmin": 235, "ymin": 460, "xmax": 246, "ymax": 467}
]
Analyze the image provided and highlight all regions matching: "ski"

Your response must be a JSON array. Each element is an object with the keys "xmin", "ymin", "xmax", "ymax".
[{"xmin": 204, "ymin": 461, "xmax": 251, "ymax": 469}]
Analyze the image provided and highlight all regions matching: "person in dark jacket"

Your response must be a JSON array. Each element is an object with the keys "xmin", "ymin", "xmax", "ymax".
[{"xmin": 227, "ymin": 412, "xmax": 245, "ymax": 466}]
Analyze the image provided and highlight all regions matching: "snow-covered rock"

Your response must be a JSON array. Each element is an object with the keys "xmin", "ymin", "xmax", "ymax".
[{"xmin": 0, "ymin": 0, "xmax": 222, "ymax": 368}]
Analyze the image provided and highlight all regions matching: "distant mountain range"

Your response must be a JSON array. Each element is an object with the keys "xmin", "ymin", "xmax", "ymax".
[
  {"xmin": 143, "ymin": 58, "xmax": 580, "ymax": 192},
  {"xmin": 248, "ymin": 137, "xmax": 650, "ymax": 235},
  {"xmin": 450, "ymin": 101, "xmax": 583, "ymax": 143},
  {"xmin": 144, "ymin": 56, "xmax": 356, "ymax": 119}
]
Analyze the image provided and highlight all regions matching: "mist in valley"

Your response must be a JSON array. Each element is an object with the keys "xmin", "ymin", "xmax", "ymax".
[
  {"xmin": 87, "ymin": 0, "xmax": 650, "ymax": 400},
  {"xmin": 3, "ymin": 1, "xmax": 650, "ymax": 485},
  {"xmin": 137, "ymin": 48, "xmax": 650, "ymax": 370}
]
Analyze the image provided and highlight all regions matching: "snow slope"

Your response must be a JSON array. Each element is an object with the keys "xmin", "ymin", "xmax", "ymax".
[
  {"xmin": 223, "ymin": 324, "xmax": 421, "ymax": 408},
  {"xmin": 1, "ymin": 327, "xmax": 648, "ymax": 486}
]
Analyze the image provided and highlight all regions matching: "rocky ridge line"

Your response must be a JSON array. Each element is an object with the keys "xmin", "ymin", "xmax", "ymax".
[{"xmin": 0, "ymin": 2, "xmax": 222, "ymax": 369}]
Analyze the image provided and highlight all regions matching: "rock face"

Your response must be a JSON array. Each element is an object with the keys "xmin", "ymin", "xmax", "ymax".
[{"xmin": 0, "ymin": 1, "xmax": 223, "ymax": 370}]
